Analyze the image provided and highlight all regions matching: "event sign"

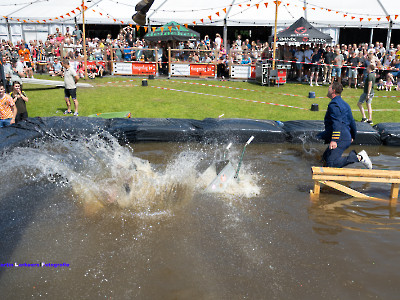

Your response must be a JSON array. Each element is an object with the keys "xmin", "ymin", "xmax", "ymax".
[{"xmin": 113, "ymin": 62, "xmax": 157, "ymax": 75}]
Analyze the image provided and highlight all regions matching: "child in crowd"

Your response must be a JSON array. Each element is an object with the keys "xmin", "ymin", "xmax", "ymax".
[
  {"xmin": 377, "ymin": 79, "xmax": 385, "ymax": 90},
  {"xmin": 385, "ymin": 78, "xmax": 393, "ymax": 91}
]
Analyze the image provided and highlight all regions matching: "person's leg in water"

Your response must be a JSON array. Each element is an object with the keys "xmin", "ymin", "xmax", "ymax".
[
  {"xmin": 132, "ymin": 0, "xmax": 155, "ymax": 26},
  {"xmin": 322, "ymin": 140, "xmax": 372, "ymax": 169}
]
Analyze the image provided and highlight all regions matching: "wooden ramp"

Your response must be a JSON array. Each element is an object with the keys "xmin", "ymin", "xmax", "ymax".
[
  {"xmin": 21, "ymin": 78, "xmax": 93, "ymax": 88},
  {"xmin": 310, "ymin": 167, "xmax": 400, "ymax": 203}
]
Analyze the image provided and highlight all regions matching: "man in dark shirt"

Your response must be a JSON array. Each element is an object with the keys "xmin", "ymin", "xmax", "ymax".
[
  {"xmin": 323, "ymin": 46, "xmax": 334, "ymax": 84},
  {"xmin": 318, "ymin": 82, "xmax": 372, "ymax": 169},
  {"xmin": 347, "ymin": 51, "xmax": 359, "ymax": 88}
]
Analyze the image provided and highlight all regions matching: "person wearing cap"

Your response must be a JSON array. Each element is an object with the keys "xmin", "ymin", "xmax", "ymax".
[{"xmin": 318, "ymin": 82, "xmax": 372, "ymax": 169}]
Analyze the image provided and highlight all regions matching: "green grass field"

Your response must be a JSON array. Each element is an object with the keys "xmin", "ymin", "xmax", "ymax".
[{"xmin": 24, "ymin": 75, "xmax": 400, "ymax": 123}]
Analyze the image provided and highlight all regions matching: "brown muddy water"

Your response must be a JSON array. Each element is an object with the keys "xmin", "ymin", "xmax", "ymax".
[{"xmin": 0, "ymin": 134, "xmax": 400, "ymax": 299}]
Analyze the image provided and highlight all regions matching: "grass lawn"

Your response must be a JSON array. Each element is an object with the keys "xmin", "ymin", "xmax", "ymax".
[{"xmin": 24, "ymin": 75, "xmax": 400, "ymax": 123}]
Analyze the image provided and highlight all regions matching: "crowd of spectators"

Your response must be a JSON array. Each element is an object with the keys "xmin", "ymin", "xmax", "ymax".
[{"xmin": 1, "ymin": 24, "xmax": 400, "ymax": 87}]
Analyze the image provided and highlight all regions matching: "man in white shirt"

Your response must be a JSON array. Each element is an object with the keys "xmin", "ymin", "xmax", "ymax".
[
  {"xmin": 303, "ymin": 45, "xmax": 313, "ymax": 82},
  {"xmin": 62, "ymin": 59, "xmax": 79, "ymax": 116},
  {"xmin": 294, "ymin": 46, "xmax": 304, "ymax": 82}
]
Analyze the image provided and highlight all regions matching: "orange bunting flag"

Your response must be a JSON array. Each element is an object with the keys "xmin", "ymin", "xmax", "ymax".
[
  {"xmin": 136, "ymin": 25, "xmax": 140, "ymax": 31},
  {"xmin": 328, "ymin": 9, "xmax": 331, "ymax": 12},
  {"xmin": 223, "ymin": 8, "xmax": 227, "ymax": 13},
  {"xmin": 351, "ymin": 16, "xmax": 355, "ymax": 19},
  {"xmin": 274, "ymin": 1, "xmax": 281, "ymax": 5},
  {"xmin": 216, "ymin": 12, "xmax": 220, "ymax": 16},
  {"xmin": 386, "ymin": 16, "xmax": 390, "ymax": 21},
  {"xmin": 84, "ymin": 6, "xmax": 87, "ymax": 10},
  {"xmin": 23, "ymin": 20, "xmax": 26, "ymax": 23},
  {"xmin": 121, "ymin": 21, "xmax": 124, "ymax": 24},
  {"xmin": 99, "ymin": 12, "xmax": 103, "ymax": 16},
  {"xmin": 152, "ymin": 27, "xmax": 156, "ymax": 32},
  {"xmin": 43, "ymin": 20, "xmax": 46, "ymax": 22},
  {"xmin": 37, "ymin": 21, "xmax": 40, "ymax": 23},
  {"xmin": 71, "ymin": 10, "xmax": 75, "ymax": 14},
  {"xmin": 264, "ymin": 3, "xmax": 268, "ymax": 8},
  {"xmin": 256, "ymin": 4, "xmax": 259, "ymax": 8},
  {"xmin": 49, "ymin": 19, "xmax": 52, "ymax": 21},
  {"xmin": 344, "ymin": 14, "xmax": 347, "ymax": 17},
  {"xmin": 168, "ymin": 26, "xmax": 172, "ymax": 32},
  {"xmin": 360, "ymin": 18, "xmax": 363, "ymax": 21},
  {"xmin": 312, "ymin": 7, "xmax": 315, "ymax": 10},
  {"xmin": 238, "ymin": 4, "xmax": 242, "ymax": 7},
  {"xmin": 192, "ymin": 21, "xmax": 196, "ymax": 25},
  {"xmin": 208, "ymin": 15, "xmax": 212, "ymax": 20},
  {"xmin": 16, "ymin": 19, "xmax": 20, "ymax": 21},
  {"xmin": 160, "ymin": 27, "xmax": 164, "ymax": 32},
  {"xmin": 113, "ymin": 18, "xmax": 116, "ymax": 22},
  {"xmin": 92, "ymin": 9, "xmax": 95, "ymax": 12},
  {"xmin": 129, "ymin": 24, "xmax": 132, "ymax": 27},
  {"xmin": 287, "ymin": 3, "xmax": 290, "ymax": 6},
  {"xmin": 76, "ymin": 7, "xmax": 81, "ymax": 11},
  {"xmin": 368, "ymin": 18, "xmax": 371, "ymax": 21},
  {"xmin": 184, "ymin": 23, "xmax": 188, "ymax": 28},
  {"xmin": 377, "ymin": 17, "xmax": 381, "ymax": 21},
  {"xmin": 200, "ymin": 18, "xmax": 204, "ymax": 23},
  {"xmin": 247, "ymin": 4, "xmax": 251, "ymax": 6},
  {"xmin": 144, "ymin": 27, "xmax": 148, "ymax": 32},
  {"xmin": 302, "ymin": 7, "xmax": 306, "ymax": 10},
  {"xmin": 55, "ymin": 17, "xmax": 59, "ymax": 19},
  {"xmin": 177, "ymin": 25, "xmax": 180, "ymax": 30},
  {"xmin": 336, "ymin": 11, "xmax": 339, "ymax": 14},
  {"xmin": 66, "ymin": 13, "xmax": 71, "ymax": 17},
  {"xmin": 395, "ymin": 15, "xmax": 399, "ymax": 20}
]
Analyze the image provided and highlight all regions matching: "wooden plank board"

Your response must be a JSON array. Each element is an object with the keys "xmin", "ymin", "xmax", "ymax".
[
  {"xmin": 321, "ymin": 181, "xmax": 385, "ymax": 201},
  {"xmin": 311, "ymin": 167, "xmax": 400, "ymax": 178},
  {"xmin": 312, "ymin": 175, "xmax": 400, "ymax": 184}
]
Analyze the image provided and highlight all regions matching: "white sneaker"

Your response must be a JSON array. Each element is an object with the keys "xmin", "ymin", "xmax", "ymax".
[
  {"xmin": 358, "ymin": 150, "xmax": 372, "ymax": 169},
  {"xmin": 310, "ymin": 83, "xmax": 313, "ymax": 86},
  {"xmin": 315, "ymin": 83, "xmax": 320, "ymax": 86}
]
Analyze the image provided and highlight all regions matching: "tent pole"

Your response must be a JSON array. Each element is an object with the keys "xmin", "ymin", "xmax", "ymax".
[
  {"xmin": 223, "ymin": 19, "xmax": 227, "ymax": 51},
  {"xmin": 5, "ymin": 17, "xmax": 11, "ymax": 42},
  {"xmin": 303, "ymin": 0, "xmax": 307, "ymax": 20},
  {"xmin": 369, "ymin": 28, "xmax": 374, "ymax": 46},
  {"xmin": 82, "ymin": 0, "xmax": 88, "ymax": 79},
  {"xmin": 272, "ymin": 1, "xmax": 279, "ymax": 70},
  {"xmin": 376, "ymin": 0, "xmax": 392, "ymax": 49}
]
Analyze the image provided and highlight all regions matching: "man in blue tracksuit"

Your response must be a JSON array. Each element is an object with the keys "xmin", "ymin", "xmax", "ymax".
[{"xmin": 318, "ymin": 82, "xmax": 372, "ymax": 169}]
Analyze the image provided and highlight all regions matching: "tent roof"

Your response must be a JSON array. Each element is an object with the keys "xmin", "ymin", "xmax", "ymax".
[
  {"xmin": 143, "ymin": 21, "xmax": 200, "ymax": 42},
  {"xmin": 0, "ymin": 0, "xmax": 399, "ymax": 28},
  {"xmin": 275, "ymin": 17, "xmax": 332, "ymax": 44}
]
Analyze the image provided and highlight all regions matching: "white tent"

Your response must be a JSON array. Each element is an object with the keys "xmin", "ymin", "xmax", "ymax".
[{"xmin": 0, "ymin": 0, "xmax": 399, "ymax": 43}]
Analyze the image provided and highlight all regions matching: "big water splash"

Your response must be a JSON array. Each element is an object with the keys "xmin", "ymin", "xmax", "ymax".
[{"xmin": 0, "ymin": 132, "xmax": 260, "ymax": 217}]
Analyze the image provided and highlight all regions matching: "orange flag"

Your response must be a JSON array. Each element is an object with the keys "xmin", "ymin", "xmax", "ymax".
[
  {"xmin": 160, "ymin": 27, "xmax": 164, "ymax": 32},
  {"xmin": 344, "ymin": 14, "xmax": 347, "ymax": 17},
  {"xmin": 136, "ymin": 25, "xmax": 140, "ymax": 31},
  {"xmin": 386, "ymin": 16, "xmax": 390, "ymax": 21},
  {"xmin": 192, "ymin": 21, "xmax": 196, "ymax": 25},
  {"xmin": 351, "ymin": 16, "xmax": 355, "ymax": 19},
  {"xmin": 184, "ymin": 24, "xmax": 188, "ymax": 28},
  {"xmin": 238, "ymin": 4, "xmax": 242, "ymax": 7},
  {"xmin": 66, "ymin": 13, "xmax": 70, "ymax": 17},
  {"xmin": 312, "ymin": 7, "xmax": 315, "ymax": 10},
  {"xmin": 247, "ymin": 4, "xmax": 251, "ymax": 6},
  {"xmin": 264, "ymin": 3, "xmax": 268, "ymax": 8},
  {"xmin": 274, "ymin": 1, "xmax": 281, "ymax": 5},
  {"xmin": 200, "ymin": 19, "xmax": 204, "ymax": 23},
  {"xmin": 168, "ymin": 26, "xmax": 172, "ymax": 32},
  {"xmin": 208, "ymin": 15, "xmax": 212, "ymax": 20},
  {"xmin": 152, "ymin": 27, "xmax": 156, "ymax": 32},
  {"xmin": 113, "ymin": 18, "xmax": 116, "ymax": 22},
  {"xmin": 144, "ymin": 27, "xmax": 148, "ymax": 32},
  {"xmin": 216, "ymin": 12, "xmax": 220, "ymax": 16},
  {"xmin": 368, "ymin": 18, "xmax": 371, "ymax": 21},
  {"xmin": 177, "ymin": 25, "xmax": 180, "ymax": 30},
  {"xmin": 360, "ymin": 18, "xmax": 363, "ymax": 21},
  {"xmin": 395, "ymin": 15, "xmax": 399, "ymax": 20},
  {"xmin": 328, "ymin": 9, "xmax": 331, "ymax": 12},
  {"xmin": 92, "ymin": 9, "xmax": 96, "ymax": 12},
  {"xmin": 223, "ymin": 8, "xmax": 227, "ymax": 13},
  {"xmin": 302, "ymin": 7, "xmax": 306, "ymax": 10},
  {"xmin": 377, "ymin": 17, "xmax": 381, "ymax": 21},
  {"xmin": 71, "ymin": 10, "xmax": 75, "ymax": 14},
  {"xmin": 256, "ymin": 4, "xmax": 259, "ymax": 8}
]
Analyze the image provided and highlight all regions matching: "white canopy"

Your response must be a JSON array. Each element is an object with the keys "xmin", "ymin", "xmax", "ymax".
[{"xmin": 0, "ymin": 0, "xmax": 399, "ymax": 28}]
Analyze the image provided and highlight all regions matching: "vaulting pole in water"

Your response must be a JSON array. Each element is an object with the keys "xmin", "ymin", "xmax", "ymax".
[{"xmin": 234, "ymin": 136, "xmax": 254, "ymax": 181}]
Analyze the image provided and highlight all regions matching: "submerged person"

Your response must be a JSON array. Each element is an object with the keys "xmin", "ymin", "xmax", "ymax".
[
  {"xmin": 318, "ymin": 82, "xmax": 372, "ymax": 169},
  {"xmin": 132, "ymin": 0, "xmax": 154, "ymax": 26},
  {"xmin": 10, "ymin": 81, "xmax": 29, "ymax": 123}
]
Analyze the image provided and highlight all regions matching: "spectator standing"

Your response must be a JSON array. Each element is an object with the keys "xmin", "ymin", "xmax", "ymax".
[
  {"xmin": 294, "ymin": 46, "xmax": 304, "ymax": 82},
  {"xmin": 310, "ymin": 48, "xmax": 322, "ymax": 86},
  {"xmin": 347, "ymin": 51, "xmax": 359, "ymax": 88},
  {"xmin": 62, "ymin": 59, "xmax": 79, "ymax": 116},
  {"xmin": 0, "ymin": 83, "xmax": 16, "ymax": 127},
  {"xmin": 10, "ymin": 81, "xmax": 28, "ymax": 123},
  {"xmin": 357, "ymin": 64, "xmax": 376, "ymax": 124},
  {"xmin": 303, "ymin": 45, "xmax": 313, "ymax": 82},
  {"xmin": 332, "ymin": 48, "xmax": 344, "ymax": 83},
  {"xmin": 215, "ymin": 33, "xmax": 222, "ymax": 51}
]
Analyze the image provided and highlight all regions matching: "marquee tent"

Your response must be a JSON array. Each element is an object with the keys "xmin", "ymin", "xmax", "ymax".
[
  {"xmin": 0, "ymin": 0, "xmax": 398, "ymax": 28},
  {"xmin": 273, "ymin": 17, "xmax": 333, "ymax": 44},
  {"xmin": 0, "ymin": 0, "xmax": 399, "ymax": 43},
  {"xmin": 143, "ymin": 21, "xmax": 200, "ymax": 42}
]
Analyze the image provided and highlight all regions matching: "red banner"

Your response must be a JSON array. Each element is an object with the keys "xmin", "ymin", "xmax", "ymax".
[
  {"xmin": 250, "ymin": 66, "xmax": 256, "ymax": 79},
  {"xmin": 190, "ymin": 64, "xmax": 215, "ymax": 77},
  {"xmin": 131, "ymin": 62, "xmax": 157, "ymax": 75}
]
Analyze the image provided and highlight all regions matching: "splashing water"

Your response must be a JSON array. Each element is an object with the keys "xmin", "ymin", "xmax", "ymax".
[{"xmin": 0, "ymin": 132, "xmax": 260, "ymax": 216}]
